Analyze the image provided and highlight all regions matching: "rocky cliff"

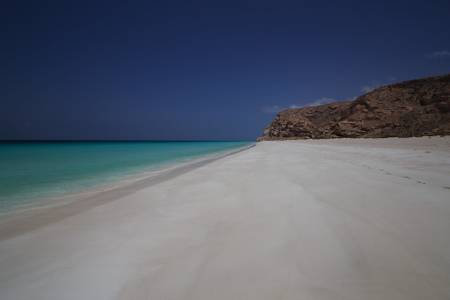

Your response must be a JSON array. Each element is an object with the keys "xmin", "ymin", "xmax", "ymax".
[{"xmin": 259, "ymin": 74, "xmax": 450, "ymax": 140}]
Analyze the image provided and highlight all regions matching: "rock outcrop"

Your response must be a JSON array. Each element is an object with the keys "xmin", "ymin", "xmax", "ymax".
[{"xmin": 259, "ymin": 74, "xmax": 450, "ymax": 140}]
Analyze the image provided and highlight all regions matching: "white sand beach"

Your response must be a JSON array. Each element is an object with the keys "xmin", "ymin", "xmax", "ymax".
[{"xmin": 1, "ymin": 137, "xmax": 450, "ymax": 300}]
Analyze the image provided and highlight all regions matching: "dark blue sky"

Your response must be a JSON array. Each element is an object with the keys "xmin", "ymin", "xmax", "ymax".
[{"xmin": 2, "ymin": 0, "xmax": 450, "ymax": 140}]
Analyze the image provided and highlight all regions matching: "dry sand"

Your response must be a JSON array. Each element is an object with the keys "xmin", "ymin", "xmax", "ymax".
[{"xmin": 0, "ymin": 137, "xmax": 449, "ymax": 300}]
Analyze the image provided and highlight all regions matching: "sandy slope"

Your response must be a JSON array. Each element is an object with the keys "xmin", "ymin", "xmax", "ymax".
[{"xmin": 0, "ymin": 137, "xmax": 449, "ymax": 300}]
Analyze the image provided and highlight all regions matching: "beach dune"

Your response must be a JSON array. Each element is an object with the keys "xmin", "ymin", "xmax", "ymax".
[{"xmin": 1, "ymin": 137, "xmax": 450, "ymax": 300}]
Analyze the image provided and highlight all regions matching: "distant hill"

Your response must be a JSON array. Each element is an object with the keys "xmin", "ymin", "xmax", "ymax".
[{"xmin": 259, "ymin": 74, "xmax": 450, "ymax": 140}]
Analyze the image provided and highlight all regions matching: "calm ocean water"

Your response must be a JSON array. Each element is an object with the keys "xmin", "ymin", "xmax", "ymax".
[{"xmin": 0, "ymin": 141, "xmax": 251, "ymax": 213}]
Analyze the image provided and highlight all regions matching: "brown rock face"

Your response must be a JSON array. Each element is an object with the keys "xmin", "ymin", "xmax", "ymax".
[{"xmin": 259, "ymin": 74, "xmax": 450, "ymax": 140}]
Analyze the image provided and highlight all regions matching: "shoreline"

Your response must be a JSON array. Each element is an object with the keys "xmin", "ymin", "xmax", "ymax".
[
  {"xmin": 0, "ymin": 144, "xmax": 254, "ymax": 240},
  {"xmin": 0, "ymin": 141, "xmax": 253, "ymax": 216}
]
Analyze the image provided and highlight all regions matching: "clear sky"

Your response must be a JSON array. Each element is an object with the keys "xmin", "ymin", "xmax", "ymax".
[{"xmin": 2, "ymin": 0, "xmax": 450, "ymax": 140}]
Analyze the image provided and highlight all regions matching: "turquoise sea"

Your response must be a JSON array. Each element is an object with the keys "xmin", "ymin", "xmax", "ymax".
[{"xmin": 0, "ymin": 141, "xmax": 251, "ymax": 213}]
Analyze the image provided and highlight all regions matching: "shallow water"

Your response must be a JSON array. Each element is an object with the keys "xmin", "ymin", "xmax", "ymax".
[{"xmin": 0, "ymin": 141, "xmax": 251, "ymax": 212}]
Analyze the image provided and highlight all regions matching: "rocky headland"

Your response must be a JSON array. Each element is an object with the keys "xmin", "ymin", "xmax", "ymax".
[{"xmin": 259, "ymin": 74, "xmax": 450, "ymax": 140}]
